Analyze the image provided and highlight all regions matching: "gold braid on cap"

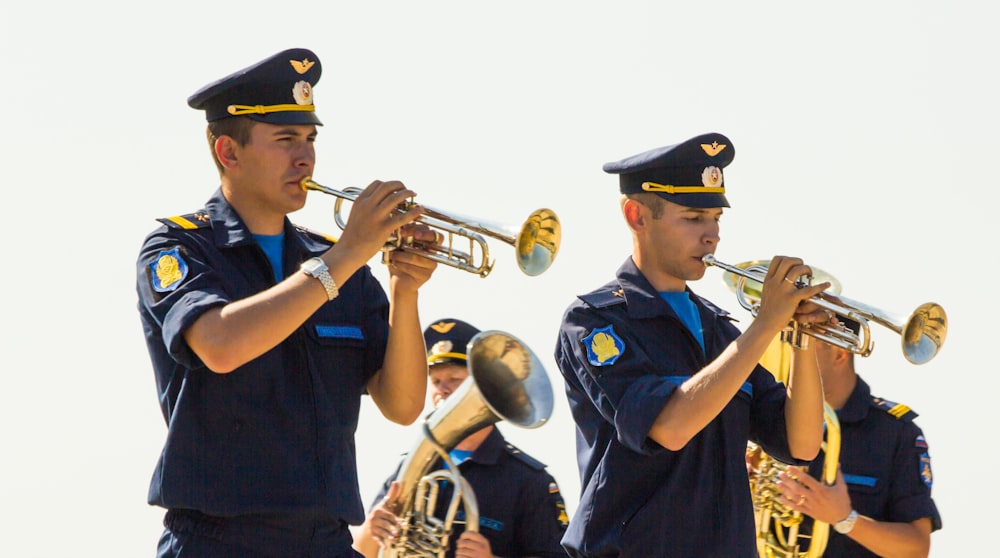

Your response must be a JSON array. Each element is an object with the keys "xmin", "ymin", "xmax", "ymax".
[
  {"xmin": 428, "ymin": 352, "xmax": 468, "ymax": 364},
  {"xmin": 227, "ymin": 103, "xmax": 316, "ymax": 116},
  {"xmin": 641, "ymin": 182, "xmax": 726, "ymax": 194}
]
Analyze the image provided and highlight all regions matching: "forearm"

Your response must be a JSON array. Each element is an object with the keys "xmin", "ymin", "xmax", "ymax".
[
  {"xmin": 844, "ymin": 516, "xmax": 932, "ymax": 558},
  {"xmin": 650, "ymin": 317, "xmax": 783, "ymax": 449},
  {"xmin": 183, "ymin": 271, "xmax": 331, "ymax": 373},
  {"xmin": 183, "ymin": 241, "xmax": 373, "ymax": 373},
  {"xmin": 353, "ymin": 521, "xmax": 383, "ymax": 558},
  {"xmin": 784, "ymin": 344, "xmax": 824, "ymax": 459},
  {"xmin": 368, "ymin": 286, "xmax": 428, "ymax": 424}
]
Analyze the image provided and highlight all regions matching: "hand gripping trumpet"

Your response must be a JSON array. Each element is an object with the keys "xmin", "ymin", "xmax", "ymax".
[
  {"xmin": 300, "ymin": 177, "xmax": 561, "ymax": 277},
  {"xmin": 702, "ymin": 254, "xmax": 948, "ymax": 364}
]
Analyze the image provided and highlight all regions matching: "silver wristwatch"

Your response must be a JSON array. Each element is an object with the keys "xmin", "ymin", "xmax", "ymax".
[
  {"xmin": 300, "ymin": 257, "xmax": 338, "ymax": 300},
  {"xmin": 833, "ymin": 509, "xmax": 858, "ymax": 534}
]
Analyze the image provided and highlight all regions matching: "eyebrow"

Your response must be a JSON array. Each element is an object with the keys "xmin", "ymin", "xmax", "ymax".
[
  {"xmin": 270, "ymin": 126, "xmax": 317, "ymax": 138},
  {"xmin": 679, "ymin": 207, "xmax": 723, "ymax": 216}
]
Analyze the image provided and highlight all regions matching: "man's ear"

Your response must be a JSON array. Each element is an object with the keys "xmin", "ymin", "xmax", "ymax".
[
  {"xmin": 834, "ymin": 345, "xmax": 853, "ymax": 366},
  {"xmin": 215, "ymin": 136, "xmax": 239, "ymax": 169},
  {"xmin": 622, "ymin": 198, "xmax": 646, "ymax": 232}
]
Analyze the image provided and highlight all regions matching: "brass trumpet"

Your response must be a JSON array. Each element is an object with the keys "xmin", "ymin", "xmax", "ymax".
[
  {"xmin": 301, "ymin": 177, "xmax": 561, "ymax": 278},
  {"xmin": 702, "ymin": 254, "xmax": 948, "ymax": 365}
]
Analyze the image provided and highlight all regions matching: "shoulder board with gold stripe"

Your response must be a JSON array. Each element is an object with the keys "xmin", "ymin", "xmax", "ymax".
[
  {"xmin": 157, "ymin": 211, "xmax": 211, "ymax": 230},
  {"xmin": 871, "ymin": 396, "xmax": 918, "ymax": 421},
  {"xmin": 579, "ymin": 286, "xmax": 627, "ymax": 309},
  {"xmin": 294, "ymin": 224, "xmax": 338, "ymax": 244},
  {"xmin": 504, "ymin": 442, "xmax": 546, "ymax": 470}
]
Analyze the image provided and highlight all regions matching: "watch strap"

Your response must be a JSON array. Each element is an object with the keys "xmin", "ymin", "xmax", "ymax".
[{"xmin": 301, "ymin": 257, "xmax": 339, "ymax": 301}]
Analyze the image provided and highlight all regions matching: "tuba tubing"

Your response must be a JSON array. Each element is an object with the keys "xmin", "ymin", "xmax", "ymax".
[
  {"xmin": 381, "ymin": 330, "xmax": 554, "ymax": 558},
  {"xmin": 750, "ymin": 403, "xmax": 840, "ymax": 558}
]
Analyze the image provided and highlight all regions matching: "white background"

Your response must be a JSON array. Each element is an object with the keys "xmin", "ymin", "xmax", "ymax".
[{"xmin": 1, "ymin": 1, "xmax": 994, "ymax": 556}]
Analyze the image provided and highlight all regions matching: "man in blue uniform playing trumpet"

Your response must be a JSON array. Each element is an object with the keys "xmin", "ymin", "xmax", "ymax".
[
  {"xmin": 136, "ymin": 48, "xmax": 440, "ymax": 558},
  {"xmin": 554, "ymin": 133, "xmax": 833, "ymax": 557}
]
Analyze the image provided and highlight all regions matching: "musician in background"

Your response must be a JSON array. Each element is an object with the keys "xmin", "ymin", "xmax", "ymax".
[
  {"xmin": 354, "ymin": 318, "xmax": 569, "ymax": 558},
  {"xmin": 776, "ymin": 317, "xmax": 942, "ymax": 557},
  {"xmin": 554, "ymin": 133, "xmax": 833, "ymax": 557},
  {"xmin": 136, "ymin": 48, "xmax": 439, "ymax": 558}
]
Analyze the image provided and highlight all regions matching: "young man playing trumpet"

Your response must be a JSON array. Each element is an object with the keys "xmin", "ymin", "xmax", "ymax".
[
  {"xmin": 136, "ymin": 48, "xmax": 439, "ymax": 558},
  {"xmin": 554, "ymin": 133, "xmax": 832, "ymax": 557}
]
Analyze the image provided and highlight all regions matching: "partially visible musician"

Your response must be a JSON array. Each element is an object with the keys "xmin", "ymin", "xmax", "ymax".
[
  {"xmin": 354, "ymin": 318, "xmax": 569, "ymax": 558},
  {"xmin": 136, "ymin": 48, "xmax": 439, "ymax": 558},
  {"xmin": 554, "ymin": 133, "xmax": 833, "ymax": 557},
  {"xmin": 776, "ymin": 317, "xmax": 942, "ymax": 557}
]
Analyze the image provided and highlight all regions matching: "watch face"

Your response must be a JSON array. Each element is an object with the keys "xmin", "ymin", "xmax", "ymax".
[{"xmin": 303, "ymin": 257, "xmax": 326, "ymax": 274}]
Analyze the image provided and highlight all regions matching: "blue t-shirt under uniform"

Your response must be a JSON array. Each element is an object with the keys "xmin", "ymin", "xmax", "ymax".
[
  {"xmin": 660, "ymin": 291, "xmax": 705, "ymax": 352},
  {"xmin": 254, "ymin": 233, "xmax": 285, "ymax": 283}
]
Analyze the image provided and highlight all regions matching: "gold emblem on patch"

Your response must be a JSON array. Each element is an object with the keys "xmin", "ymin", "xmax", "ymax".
[
  {"xmin": 591, "ymin": 332, "xmax": 620, "ymax": 364},
  {"xmin": 701, "ymin": 141, "xmax": 727, "ymax": 156},
  {"xmin": 430, "ymin": 321, "xmax": 456, "ymax": 333},
  {"xmin": 290, "ymin": 58, "xmax": 316, "ymax": 74},
  {"xmin": 556, "ymin": 501, "xmax": 569, "ymax": 527},
  {"xmin": 156, "ymin": 254, "xmax": 183, "ymax": 289}
]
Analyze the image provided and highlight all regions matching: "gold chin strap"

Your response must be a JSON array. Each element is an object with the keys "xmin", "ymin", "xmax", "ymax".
[
  {"xmin": 642, "ymin": 181, "xmax": 725, "ymax": 194},
  {"xmin": 227, "ymin": 103, "xmax": 316, "ymax": 116}
]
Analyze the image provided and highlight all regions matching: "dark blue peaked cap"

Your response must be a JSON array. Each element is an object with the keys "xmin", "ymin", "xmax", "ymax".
[
  {"xmin": 187, "ymin": 48, "xmax": 323, "ymax": 125},
  {"xmin": 424, "ymin": 318, "xmax": 481, "ymax": 366},
  {"xmin": 603, "ymin": 132, "xmax": 734, "ymax": 208}
]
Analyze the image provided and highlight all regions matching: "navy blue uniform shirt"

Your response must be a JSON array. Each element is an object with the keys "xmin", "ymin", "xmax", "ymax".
[
  {"xmin": 804, "ymin": 377, "xmax": 941, "ymax": 557},
  {"xmin": 137, "ymin": 188, "xmax": 389, "ymax": 524},
  {"xmin": 372, "ymin": 428, "xmax": 569, "ymax": 557},
  {"xmin": 555, "ymin": 258, "xmax": 805, "ymax": 558}
]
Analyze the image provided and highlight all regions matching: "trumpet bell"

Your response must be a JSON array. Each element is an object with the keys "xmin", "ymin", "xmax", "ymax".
[
  {"xmin": 901, "ymin": 302, "xmax": 948, "ymax": 365},
  {"xmin": 515, "ymin": 208, "xmax": 561, "ymax": 277}
]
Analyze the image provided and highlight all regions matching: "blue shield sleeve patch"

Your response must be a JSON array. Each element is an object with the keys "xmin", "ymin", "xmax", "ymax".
[
  {"xmin": 919, "ymin": 453, "xmax": 933, "ymax": 488},
  {"xmin": 149, "ymin": 247, "xmax": 189, "ymax": 293},
  {"xmin": 582, "ymin": 325, "xmax": 625, "ymax": 366}
]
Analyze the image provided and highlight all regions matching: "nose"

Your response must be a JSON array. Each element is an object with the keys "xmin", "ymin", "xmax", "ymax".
[
  {"xmin": 440, "ymin": 381, "xmax": 459, "ymax": 397},
  {"xmin": 295, "ymin": 142, "xmax": 315, "ymax": 169},
  {"xmin": 703, "ymin": 222, "xmax": 720, "ymax": 245}
]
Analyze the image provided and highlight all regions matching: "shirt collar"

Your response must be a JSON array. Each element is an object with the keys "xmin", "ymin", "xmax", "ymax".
[
  {"xmin": 614, "ymin": 257, "xmax": 732, "ymax": 321},
  {"xmin": 836, "ymin": 375, "xmax": 872, "ymax": 423},
  {"xmin": 203, "ymin": 188, "xmax": 325, "ymax": 256},
  {"xmin": 467, "ymin": 428, "xmax": 506, "ymax": 466},
  {"xmin": 203, "ymin": 188, "xmax": 256, "ymax": 247}
]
